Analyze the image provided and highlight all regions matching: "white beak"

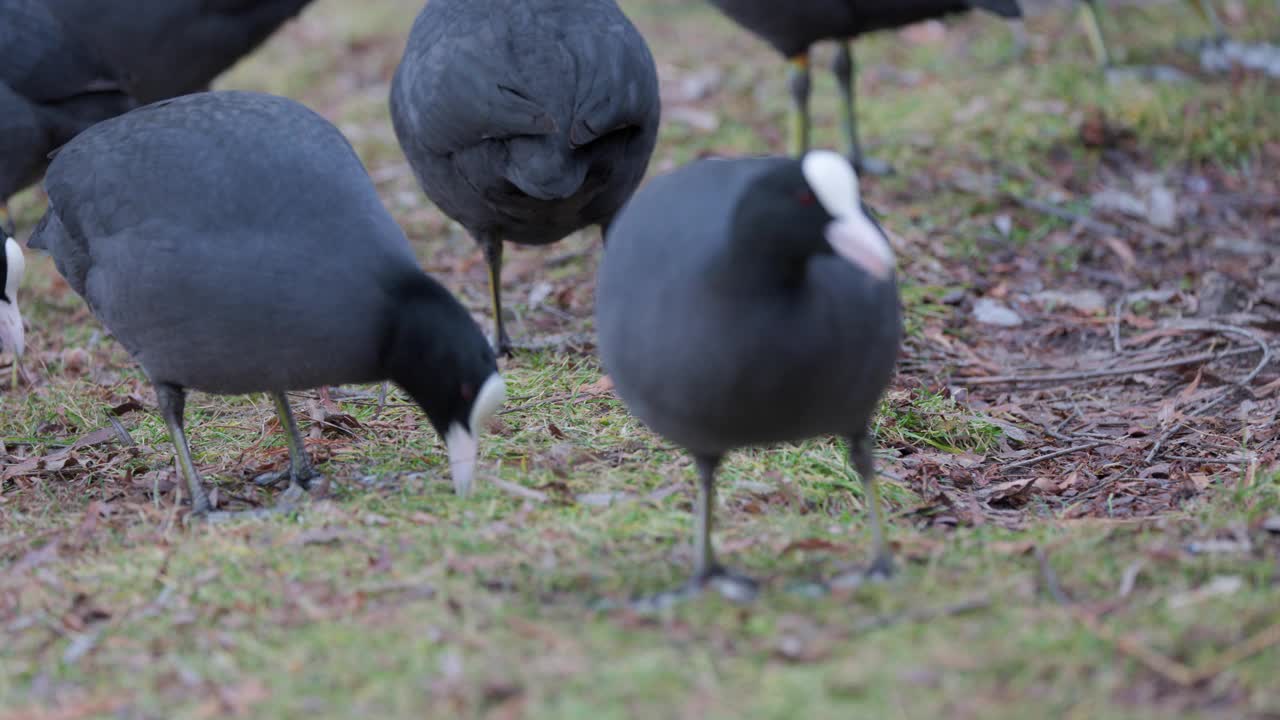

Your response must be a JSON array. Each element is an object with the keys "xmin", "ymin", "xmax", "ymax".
[
  {"xmin": 801, "ymin": 151, "xmax": 895, "ymax": 281},
  {"xmin": 443, "ymin": 372, "xmax": 506, "ymax": 496},
  {"xmin": 1, "ymin": 237, "xmax": 23, "ymax": 357},
  {"xmin": 445, "ymin": 422, "xmax": 478, "ymax": 496},
  {"xmin": 825, "ymin": 215, "xmax": 894, "ymax": 281}
]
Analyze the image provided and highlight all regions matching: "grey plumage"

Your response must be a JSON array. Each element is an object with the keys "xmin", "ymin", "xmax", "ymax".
[
  {"xmin": 390, "ymin": 0, "xmax": 660, "ymax": 353},
  {"xmin": 42, "ymin": 0, "xmax": 317, "ymax": 103},
  {"xmin": 704, "ymin": 0, "xmax": 1022, "ymax": 172},
  {"xmin": 29, "ymin": 91, "xmax": 505, "ymax": 515},
  {"xmin": 707, "ymin": 0, "xmax": 1022, "ymax": 57},
  {"xmin": 1, "ymin": 0, "xmax": 314, "ymax": 205},
  {"xmin": 597, "ymin": 152, "xmax": 902, "ymax": 602},
  {"xmin": 1, "ymin": 0, "xmax": 134, "ymax": 203}
]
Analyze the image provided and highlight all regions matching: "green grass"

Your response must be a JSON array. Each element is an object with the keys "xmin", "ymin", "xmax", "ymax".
[{"xmin": 3, "ymin": 0, "xmax": 1279, "ymax": 717}]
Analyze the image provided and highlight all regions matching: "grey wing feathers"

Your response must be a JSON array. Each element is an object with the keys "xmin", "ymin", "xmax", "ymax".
[
  {"xmin": 392, "ymin": 23, "xmax": 557, "ymax": 156},
  {"xmin": 968, "ymin": 0, "xmax": 1022, "ymax": 17},
  {"xmin": 567, "ymin": 19, "xmax": 659, "ymax": 148}
]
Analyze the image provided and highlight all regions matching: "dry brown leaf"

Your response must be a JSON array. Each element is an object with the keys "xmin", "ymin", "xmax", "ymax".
[
  {"xmin": 983, "ymin": 477, "xmax": 1036, "ymax": 505},
  {"xmin": 577, "ymin": 375, "xmax": 614, "ymax": 396},
  {"xmin": 779, "ymin": 538, "xmax": 847, "ymax": 556}
]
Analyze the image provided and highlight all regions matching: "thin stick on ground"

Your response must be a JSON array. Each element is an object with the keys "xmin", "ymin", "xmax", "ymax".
[
  {"xmin": 1005, "ymin": 442, "xmax": 1106, "ymax": 471},
  {"xmin": 954, "ymin": 344, "xmax": 1274, "ymax": 386}
]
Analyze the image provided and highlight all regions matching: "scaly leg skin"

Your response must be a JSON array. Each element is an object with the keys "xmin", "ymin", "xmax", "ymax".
[
  {"xmin": 156, "ymin": 383, "xmax": 212, "ymax": 518},
  {"xmin": 787, "ymin": 53, "xmax": 812, "ymax": 158},
  {"xmin": 833, "ymin": 42, "xmax": 892, "ymax": 176},
  {"xmin": 1006, "ymin": 19, "xmax": 1031, "ymax": 62},
  {"xmin": 630, "ymin": 455, "xmax": 759, "ymax": 612},
  {"xmin": 481, "ymin": 233, "xmax": 513, "ymax": 357},
  {"xmin": 825, "ymin": 433, "xmax": 895, "ymax": 591},
  {"xmin": 1188, "ymin": 0, "xmax": 1227, "ymax": 41},
  {"xmin": 1080, "ymin": 0, "xmax": 1114, "ymax": 68},
  {"xmin": 253, "ymin": 392, "xmax": 322, "ymax": 511}
]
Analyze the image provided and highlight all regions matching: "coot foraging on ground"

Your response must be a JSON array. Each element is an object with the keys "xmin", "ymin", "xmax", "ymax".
[
  {"xmin": 597, "ymin": 151, "xmax": 902, "ymax": 605},
  {"xmin": 28, "ymin": 91, "xmax": 505, "ymax": 518},
  {"xmin": 390, "ymin": 0, "xmax": 661, "ymax": 355},
  {"xmin": 1, "ymin": 223, "xmax": 25, "ymax": 386},
  {"xmin": 705, "ymin": 0, "xmax": 1022, "ymax": 174}
]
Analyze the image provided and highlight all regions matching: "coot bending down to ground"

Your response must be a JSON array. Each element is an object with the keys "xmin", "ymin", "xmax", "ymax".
[
  {"xmin": 1, "ymin": 224, "xmax": 25, "ymax": 379},
  {"xmin": 391, "ymin": 0, "xmax": 660, "ymax": 355},
  {"xmin": 597, "ymin": 151, "xmax": 902, "ymax": 604},
  {"xmin": 705, "ymin": 0, "xmax": 1022, "ymax": 174},
  {"xmin": 28, "ymin": 91, "xmax": 505, "ymax": 518}
]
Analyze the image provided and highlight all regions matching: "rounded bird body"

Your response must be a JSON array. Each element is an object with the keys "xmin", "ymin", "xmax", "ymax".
[
  {"xmin": 1, "ymin": 0, "xmax": 314, "ymax": 205},
  {"xmin": 28, "ymin": 91, "xmax": 504, "ymax": 512},
  {"xmin": 599, "ymin": 155, "xmax": 900, "ymax": 456},
  {"xmin": 1, "ymin": 0, "xmax": 135, "ymax": 203},
  {"xmin": 708, "ymin": 0, "xmax": 1022, "ymax": 56},
  {"xmin": 391, "ymin": 0, "xmax": 660, "ymax": 353},
  {"xmin": 705, "ymin": 0, "xmax": 1021, "ymax": 172},
  {"xmin": 597, "ymin": 151, "xmax": 902, "ymax": 603},
  {"xmin": 42, "ymin": 0, "xmax": 317, "ymax": 103}
]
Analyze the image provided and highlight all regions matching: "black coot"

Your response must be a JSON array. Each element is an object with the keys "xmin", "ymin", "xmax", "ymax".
[
  {"xmin": 28, "ymin": 91, "xmax": 506, "ymax": 518},
  {"xmin": 390, "ymin": 0, "xmax": 661, "ymax": 355},
  {"xmin": 597, "ymin": 150, "xmax": 902, "ymax": 603},
  {"xmin": 706, "ymin": 0, "xmax": 1022, "ymax": 173}
]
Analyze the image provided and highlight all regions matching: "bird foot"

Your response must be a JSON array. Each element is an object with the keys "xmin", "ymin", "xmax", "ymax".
[
  {"xmin": 627, "ymin": 565, "xmax": 760, "ymax": 613},
  {"xmin": 490, "ymin": 331, "xmax": 515, "ymax": 358},
  {"xmin": 1103, "ymin": 64, "xmax": 1192, "ymax": 84},
  {"xmin": 787, "ymin": 553, "xmax": 895, "ymax": 597},
  {"xmin": 852, "ymin": 155, "xmax": 894, "ymax": 177},
  {"xmin": 253, "ymin": 465, "xmax": 321, "ymax": 490}
]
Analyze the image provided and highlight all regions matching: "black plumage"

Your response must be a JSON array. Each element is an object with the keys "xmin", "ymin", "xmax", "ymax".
[
  {"xmin": 0, "ymin": 0, "xmax": 134, "ymax": 208},
  {"xmin": 28, "ymin": 91, "xmax": 505, "ymax": 517},
  {"xmin": 42, "ymin": 0, "xmax": 316, "ymax": 103},
  {"xmin": 390, "ymin": 0, "xmax": 661, "ymax": 355},
  {"xmin": 706, "ymin": 0, "xmax": 1022, "ymax": 172},
  {"xmin": 597, "ymin": 151, "xmax": 902, "ymax": 603},
  {"xmin": 1, "ymin": 0, "xmax": 314, "ymax": 209}
]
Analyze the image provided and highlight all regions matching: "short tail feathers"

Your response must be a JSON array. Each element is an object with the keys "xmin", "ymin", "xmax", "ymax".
[
  {"xmin": 26, "ymin": 212, "xmax": 53, "ymax": 251},
  {"xmin": 969, "ymin": 0, "xmax": 1023, "ymax": 18}
]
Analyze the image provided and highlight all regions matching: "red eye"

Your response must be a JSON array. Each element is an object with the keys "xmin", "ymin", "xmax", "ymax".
[{"xmin": 796, "ymin": 189, "xmax": 816, "ymax": 206}]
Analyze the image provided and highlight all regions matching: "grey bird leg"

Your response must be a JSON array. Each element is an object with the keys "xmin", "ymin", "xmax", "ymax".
[
  {"xmin": 631, "ymin": 454, "xmax": 758, "ymax": 612},
  {"xmin": 823, "ymin": 434, "xmax": 894, "ymax": 590},
  {"xmin": 1188, "ymin": 0, "xmax": 1227, "ymax": 41},
  {"xmin": 253, "ymin": 392, "xmax": 322, "ymax": 498},
  {"xmin": 787, "ymin": 54, "xmax": 812, "ymax": 157},
  {"xmin": 480, "ymin": 233, "xmax": 513, "ymax": 356},
  {"xmin": 1079, "ymin": 0, "xmax": 1114, "ymax": 67},
  {"xmin": 833, "ymin": 42, "xmax": 892, "ymax": 176},
  {"xmin": 376, "ymin": 381, "xmax": 390, "ymax": 414},
  {"xmin": 156, "ymin": 383, "xmax": 212, "ymax": 516}
]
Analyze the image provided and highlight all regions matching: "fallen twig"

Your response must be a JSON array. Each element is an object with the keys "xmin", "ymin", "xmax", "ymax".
[
  {"xmin": 1005, "ymin": 442, "xmax": 1106, "ymax": 471},
  {"xmin": 489, "ymin": 477, "xmax": 547, "ymax": 503},
  {"xmin": 851, "ymin": 596, "xmax": 991, "ymax": 634},
  {"xmin": 1035, "ymin": 545, "xmax": 1072, "ymax": 605},
  {"xmin": 1072, "ymin": 610, "xmax": 1197, "ymax": 686},
  {"xmin": 954, "ymin": 343, "xmax": 1273, "ymax": 386}
]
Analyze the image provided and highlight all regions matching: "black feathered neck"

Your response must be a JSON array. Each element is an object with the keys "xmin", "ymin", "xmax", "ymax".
[
  {"xmin": 716, "ymin": 161, "xmax": 836, "ymax": 290},
  {"xmin": 380, "ymin": 272, "xmax": 498, "ymax": 438}
]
